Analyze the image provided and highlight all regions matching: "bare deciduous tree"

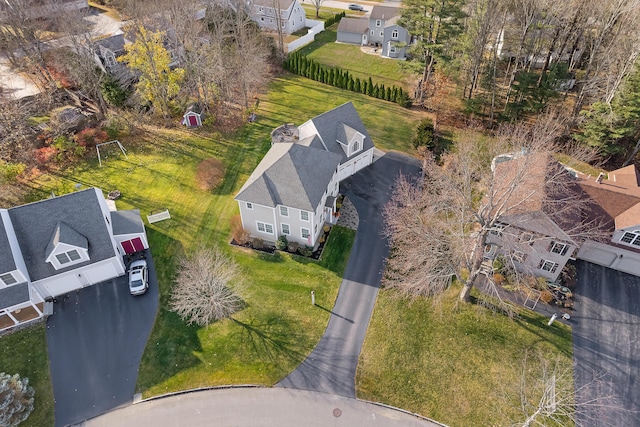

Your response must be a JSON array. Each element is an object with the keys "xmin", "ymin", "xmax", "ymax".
[
  {"xmin": 171, "ymin": 248, "xmax": 244, "ymax": 326},
  {"xmin": 383, "ymin": 115, "xmax": 604, "ymax": 303}
]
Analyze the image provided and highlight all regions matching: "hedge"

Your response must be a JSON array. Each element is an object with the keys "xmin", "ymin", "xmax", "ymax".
[{"xmin": 282, "ymin": 51, "xmax": 412, "ymax": 107}]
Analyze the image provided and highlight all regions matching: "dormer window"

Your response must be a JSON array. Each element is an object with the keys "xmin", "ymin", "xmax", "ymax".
[
  {"xmin": 0, "ymin": 273, "xmax": 17, "ymax": 286},
  {"xmin": 45, "ymin": 222, "xmax": 90, "ymax": 270},
  {"xmin": 353, "ymin": 139, "xmax": 360, "ymax": 152},
  {"xmin": 376, "ymin": 19, "xmax": 382, "ymax": 27}
]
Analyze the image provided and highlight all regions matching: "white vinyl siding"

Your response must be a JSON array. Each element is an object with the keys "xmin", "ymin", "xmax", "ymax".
[{"xmin": 256, "ymin": 222, "xmax": 274, "ymax": 234}]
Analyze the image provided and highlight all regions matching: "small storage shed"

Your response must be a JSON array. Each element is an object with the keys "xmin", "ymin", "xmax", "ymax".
[{"xmin": 181, "ymin": 104, "xmax": 203, "ymax": 127}]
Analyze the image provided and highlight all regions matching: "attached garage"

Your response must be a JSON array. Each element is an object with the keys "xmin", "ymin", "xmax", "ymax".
[
  {"xmin": 336, "ymin": 149, "xmax": 374, "ymax": 182},
  {"xmin": 120, "ymin": 237, "xmax": 145, "ymax": 255},
  {"xmin": 578, "ymin": 241, "xmax": 640, "ymax": 277}
]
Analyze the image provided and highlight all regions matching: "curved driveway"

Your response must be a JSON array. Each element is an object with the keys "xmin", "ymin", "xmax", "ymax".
[{"xmin": 277, "ymin": 152, "xmax": 422, "ymax": 397}]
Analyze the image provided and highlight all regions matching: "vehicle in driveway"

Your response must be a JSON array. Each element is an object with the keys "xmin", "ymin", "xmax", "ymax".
[
  {"xmin": 348, "ymin": 4, "xmax": 364, "ymax": 11},
  {"xmin": 129, "ymin": 260, "xmax": 149, "ymax": 295}
]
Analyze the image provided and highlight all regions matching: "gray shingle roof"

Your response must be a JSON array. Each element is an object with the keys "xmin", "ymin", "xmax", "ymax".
[
  {"xmin": 8, "ymin": 188, "xmax": 117, "ymax": 282},
  {"xmin": 370, "ymin": 6, "xmax": 399, "ymax": 20},
  {"xmin": 235, "ymin": 143, "xmax": 342, "ymax": 211},
  {"xmin": 45, "ymin": 222, "xmax": 89, "ymax": 260},
  {"xmin": 337, "ymin": 17, "xmax": 369, "ymax": 34},
  {"xmin": 305, "ymin": 102, "xmax": 374, "ymax": 161},
  {"xmin": 111, "ymin": 209, "xmax": 145, "ymax": 235},
  {"xmin": 0, "ymin": 282, "xmax": 29, "ymax": 310},
  {"xmin": 0, "ymin": 213, "xmax": 16, "ymax": 273},
  {"xmin": 96, "ymin": 33, "xmax": 125, "ymax": 54}
]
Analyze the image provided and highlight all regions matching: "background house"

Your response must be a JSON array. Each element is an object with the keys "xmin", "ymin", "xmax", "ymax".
[
  {"xmin": 0, "ymin": 188, "xmax": 148, "ymax": 333},
  {"xmin": 251, "ymin": 0, "xmax": 306, "ymax": 35},
  {"xmin": 235, "ymin": 102, "xmax": 375, "ymax": 247},
  {"xmin": 336, "ymin": 6, "xmax": 411, "ymax": 60}
]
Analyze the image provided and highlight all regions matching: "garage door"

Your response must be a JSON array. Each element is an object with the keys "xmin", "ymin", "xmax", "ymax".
[
  {"xmin": 37, "ymin": 275, "xmax": 83, "ymax": 298},
  {"xmin": 352, "ymin": 152, "xmax": 371, "ymax": 174},
  {"xmin": 121, "ymin": 237, "xmax": 145, "ymax": 255},
  {"xmin": 337, "ymin": 163, "xmax": 354, "ymax": 181},
  {"xmin": 83, "ymin": 263, "xmax": 120, "ymax": 285}
]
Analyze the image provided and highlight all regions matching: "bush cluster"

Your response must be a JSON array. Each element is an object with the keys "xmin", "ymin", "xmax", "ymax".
[
  {"xmin": 324, "ymin": 11, "xmax": 345, "ymax": 27},
  {"xmin": 283, "ymin": 52, "xmax": 411, "ymax": 107}
]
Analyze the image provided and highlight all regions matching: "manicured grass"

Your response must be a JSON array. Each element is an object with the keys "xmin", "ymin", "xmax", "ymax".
[
  {"xmin": 298, "ymin": 28, "xmax": 414, "ymax": 91},
  {"xmin": 0, "ymin": 325, "xmax": 54, "ymax": 427},
  {"xmin": 356, "ymin": 286, "xmax": 573, "ymax": 427}
]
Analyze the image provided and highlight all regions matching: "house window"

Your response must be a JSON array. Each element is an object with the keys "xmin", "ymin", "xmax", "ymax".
[
  {"xmin": 391, "ymin": 29, "xmax": 399, "ymax": 40},
  {"xmin": 259, "ymin": 6, "xmax": 264, "ymax": 11},
  {"xmin": 282, "ymin": 224, "xmax": 290, "ymax": 235},
  {"xmin": 389, "ymin": 46, "xmax": 396, "ymax": 54},
  {"xmin": 246, "ymin": 202, "xmax": 253, "ymax": 209},
  {"xmin": 56, "ymin": 249, "xmax": 81, "ymax": 265},
  {"xmin": 257, "ymin": 222, "xmax": 274, "ymax": 234},
  {"xmin": 269, "ymin": 18, "xmax": 273, "ymax": 23},
  {"xmin": 261, "ymin": 17, "xmax": 265, "ymax": 22},
  {"xmin": 370, "ymin": 30, "xmax": 374, "ymax": 36},
  {"xmin": 520, "ymin": 232, "xmax": 534, "ymax": 244},
  {"xmin": 105, "ymin": 53, "xmax": 116, "ymax": 68},
  {"xmin": 380, "ymin": 31, "xmax": 384, "ymax": 37},
  {"xmin": 300, "ymin": 211, "xmax": 309, "ymax": 221},
  {"xmin": 538, "ymin": 259, "xmax": 558, "ymax": 273},
  {"xmin": 0, "ymin": 273, "xmax": 17, "ymax": 286},
  {"xmin": 301, "ymin": 228, "xmax": 311, "ymax": 239},
  {"xmin": 280, "ymin": 206, "xmax": 289, "ymax": 217},
  {"xmin": 549, "ymin": 241, "xmax": 569, "ymax": 256},
  {"xmin": 353, "ymin": 140, "xmax": 360, "ymax": 152},
  {"xmin": 375, "ymin": 19, "xmax": 382, "ymax": 27},
  {"xmin": 620, "ymin": 231, "xmax": 640, "ymax": 246},
  {"xmin": 490, "ymin": 222, "xmax": 506, "ymax": 235},
  {"xmin": 282, "ymin": 22, "xmax": 286, "ymax": 28}
]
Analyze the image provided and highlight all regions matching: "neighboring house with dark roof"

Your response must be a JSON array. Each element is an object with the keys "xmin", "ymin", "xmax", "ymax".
[
  {"xmin": 235, "ymin": 102, "xmax": 375, "ymax": 247},
  {"xmin": 0, "ymin": 0, "xmax": 88, "ymax": 22},
  {"xmin": 0, "ymin": 188, "xmax": 148, "ymax": 333},
  {"xmin": 251, "ymin": 0, "xmax": 306, "ymax": 35},
  {"xmin": 94, "ymin": 33, "xmax": 127, "ymax": 72},
  {"xmin": 337, "ymin": 6, "xmax": 411, "ymax": 59}
]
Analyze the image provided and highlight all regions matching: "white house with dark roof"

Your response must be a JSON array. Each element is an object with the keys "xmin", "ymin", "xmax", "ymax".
[
  {"xmin": 337, "ymin": 6, "xmax": 411, "ymax": 59},
  {"xmin": 0, "ymin": 188, "xmax": 148, "ymax": 333},
  {"xmin": 235, "ymin": 102, "xmax": 374, "ymax": 247}
]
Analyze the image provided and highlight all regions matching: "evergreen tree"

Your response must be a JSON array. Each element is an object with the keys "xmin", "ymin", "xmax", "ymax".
[
  {"xmin": 367, "ymin": 77, "xmax": 374, "ymax": 96},
  {"xmin": 354, "ymin": 77, "xmax": 361, "ymax": 93}
]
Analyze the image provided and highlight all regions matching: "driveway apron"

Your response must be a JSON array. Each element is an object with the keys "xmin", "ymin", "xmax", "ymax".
[
  {"xmin": 46, "ymin": 251, "xmax": 158, "ymax": 427},
  {"xmin": 277, "ymin": 152, "xmax": 422, "ymax": 397},
  {"xmin": 573, "ymin": 260, "xmax": 640, "ymax": 426}
]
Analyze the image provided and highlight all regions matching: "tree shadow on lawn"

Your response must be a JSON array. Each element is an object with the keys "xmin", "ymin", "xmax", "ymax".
[{"xmin": 232, "ymin": 315, "xmax": 308, "ymax": 366}]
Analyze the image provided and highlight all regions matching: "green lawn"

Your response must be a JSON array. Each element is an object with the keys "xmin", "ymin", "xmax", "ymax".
[
  {"xmin": 357, "ymin": 287, "xmax": 574, "ymax": 427},
  {"xmin": 298, "ymin": 27, "xmax": 415, "ymax": 91},
  {"xmin": 0, "ymin": 325, "xmax": 54, "ymax": 427}
]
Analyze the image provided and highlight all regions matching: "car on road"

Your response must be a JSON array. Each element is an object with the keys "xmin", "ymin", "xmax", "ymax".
[
  {"xmin": 129, "ymin": 259, "xmax": 149, "ymax": 295},
  {"xmin": 348, "ymin": 4, "xmax": 364, "ymax": 11}
]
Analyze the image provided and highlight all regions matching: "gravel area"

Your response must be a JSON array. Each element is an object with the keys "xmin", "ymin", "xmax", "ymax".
[{"xmin": 336, "ymin": 196, "xmax": 359, "ymax": 230}]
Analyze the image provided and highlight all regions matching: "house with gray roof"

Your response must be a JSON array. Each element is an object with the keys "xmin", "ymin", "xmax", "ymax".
[
  {"xmin": 235, "ymin": 102, "xmax": 375, "ymax": 247},
  {"xmin": 0, "ymin": 188, "xmax": 148, "ymax": 333},
  {"xmin": 337, "ymin": 6, "xmax": 411, "ymax": 59},
  {"xmin": 251, "ymin": 0, "xmax": 306, "ymax": 35}
]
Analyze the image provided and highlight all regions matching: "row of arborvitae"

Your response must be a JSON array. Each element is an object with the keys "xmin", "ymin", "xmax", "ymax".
[
  {"xmin": 283, "ymin": 51, "xmax": 412, "ymax": 107},
  {"xmin": 324, "ymin": 11, "xmax": 345, "ymax": 27}
]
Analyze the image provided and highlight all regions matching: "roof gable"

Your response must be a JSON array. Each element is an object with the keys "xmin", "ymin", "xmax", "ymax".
[
  {"xmin": 7, "ymin": 188, "xmax": 117, "ymax": 281},
  {"xmin": 337, "ymin": 17, "xmax": 369, "ymax": 34},
  {"xmin": 45, "ymin": 222, "xmax": 88, "ymax": 260},
  {"xmin": 235, "ymin": 143, "xmax": 342, "ymax": 211},
  {"xmin": 0, "ymin": 212, "xmax": 16, "ymax": 274},
  {"xmin": 370, "ymin": 6, "xmax": 399, "ymax": 20}
]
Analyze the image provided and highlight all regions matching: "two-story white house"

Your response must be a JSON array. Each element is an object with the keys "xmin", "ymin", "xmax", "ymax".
[
  {"xmin": 251, "ymin": 0, "xmax": 306, "ymax": 35},
  {"xmin": 337, "ymin": 6, "xmax": 411, "ymax": 59},
  {"xmin": 235, "ymin": 102, "xmax": 375, "ymax": 248},
  {"xmin": 0, "ymin": 188, "xmax": 148, "ymax": 333}
]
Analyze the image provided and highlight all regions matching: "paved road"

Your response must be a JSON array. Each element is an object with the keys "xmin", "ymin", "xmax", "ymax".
[
  {"xmin": 573, "ymin": 260, "xmax": 640, "ymax": 426},
  {"xmin": 47, "ymin": 251, "xmax": 158, "ymax": 427},
  {"xmin": 277, "ymin": 152, "xmax": 422, "ymax": 397},
  {"xmin": 84, "ymin": 387, "xmax": 441, "ymax": 427}
]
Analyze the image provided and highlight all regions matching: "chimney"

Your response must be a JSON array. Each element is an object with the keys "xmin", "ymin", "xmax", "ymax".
[{"xmin": 595, "ymin": 172, "xmax": 605, "ymax": 184}]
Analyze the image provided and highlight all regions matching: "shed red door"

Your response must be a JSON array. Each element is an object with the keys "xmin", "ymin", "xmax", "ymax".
[
  {"xmin": 121, "ymin": 237, "xmax": 145, "ymax": 254},
  {"xmin": 188, "ymin": 115, "xmax": 198, "ymax": 126}
]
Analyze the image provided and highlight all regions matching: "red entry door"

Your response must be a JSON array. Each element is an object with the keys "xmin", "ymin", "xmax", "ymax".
[
  {"xmin": 188, "ymin": 115, "xmax": 198, "ymax": 126},
  {"xmin": 121, "ymin": 237, "xmax": 145, "ymax": 254}
]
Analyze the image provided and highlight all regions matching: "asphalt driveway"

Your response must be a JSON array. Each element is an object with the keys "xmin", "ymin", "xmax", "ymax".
[
  {"xmin": 277, "ymin": 152, "xmax": 422, "ymax": 397},
  {"xmin": 573, "ymin": 260, "xmax": 640, "ymax": 426},
  {"xmin": 46, "ymin": 251, "xmax": 158, "ymax": 427}
]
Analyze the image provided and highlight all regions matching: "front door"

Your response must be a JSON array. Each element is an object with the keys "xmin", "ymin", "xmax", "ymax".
[
  {"xmin": 188, "ymin": 115, "xmax": 198, "ymax": 127},
  {"xmin": 362, "ymin": 34, "xmax": 368, "ymax": 45}
]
